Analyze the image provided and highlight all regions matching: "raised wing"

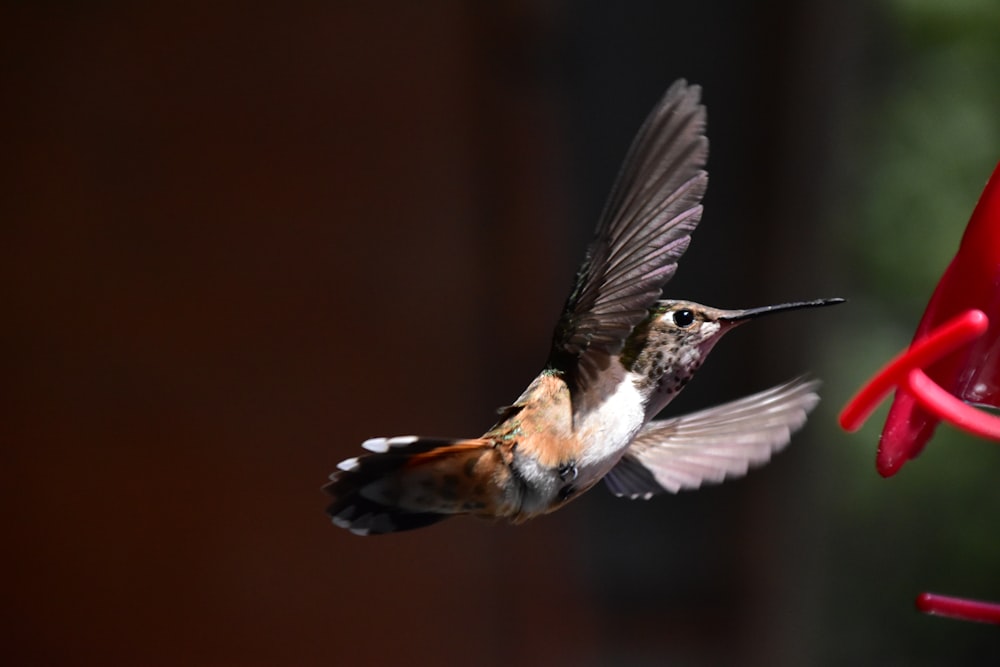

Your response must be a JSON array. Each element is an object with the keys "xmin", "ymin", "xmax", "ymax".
[
  {"xmin": 549, "ymin": 80, "xmax": 708, "ymax": 387},
  {"xmin": 603, "ymin": 378, "xmax": 819, "ymax": 498}
]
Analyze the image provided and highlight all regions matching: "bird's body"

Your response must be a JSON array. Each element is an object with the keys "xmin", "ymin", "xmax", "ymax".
[{"xmin": 325, "ymin": 81, "xmax": 842, "ymax": 535}]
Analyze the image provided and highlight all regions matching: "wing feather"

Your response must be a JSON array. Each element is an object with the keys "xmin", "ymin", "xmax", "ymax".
[
  {"xmin": 604, "ymin": 378, "xmax": 820, "ymax": 498},
  {"xmin": 550, "ymin": 80, "xmax": 708, "ymax": 388}
]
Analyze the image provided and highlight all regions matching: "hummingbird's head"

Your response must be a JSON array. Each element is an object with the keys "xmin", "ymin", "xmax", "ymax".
[
  {"xmin": 649, "ymin": 297, "xmax": 845, "ymax": 355},
  {"xmin": 626, "ymin": 297, "xmax": 844, "ymax": 418},
  {"xmin": 643, "ymin": 300, "xmax": 735, "ymax": 365}
]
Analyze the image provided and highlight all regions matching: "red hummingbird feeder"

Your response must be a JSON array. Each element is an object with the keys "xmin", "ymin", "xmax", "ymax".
[{"xmin": 839, "ymin": 158, "xmax": 1000, "ymax": 625}]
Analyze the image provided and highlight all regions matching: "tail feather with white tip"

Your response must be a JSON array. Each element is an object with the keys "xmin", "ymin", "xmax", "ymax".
[{"xmin": 324, "ymin": 436, "xmax": 498, "ymax": 535}]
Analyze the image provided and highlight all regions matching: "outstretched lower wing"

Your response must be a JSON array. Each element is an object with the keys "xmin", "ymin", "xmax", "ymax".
[
  {"xmin": 604, "ymin": 378, "xmax": 820, "ymax": 498},
  {"xmin": 549, "ymin": 80, "xmax": 708, "ymax": 388}
]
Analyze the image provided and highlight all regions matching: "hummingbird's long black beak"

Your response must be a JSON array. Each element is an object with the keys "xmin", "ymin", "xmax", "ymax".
[{"xmin": 718, "ymin": 297, "xmax": 845, "ymax": 323}]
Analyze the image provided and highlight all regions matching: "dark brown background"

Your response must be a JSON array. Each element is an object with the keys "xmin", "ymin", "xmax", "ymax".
[{"xmin": 1, "ymin": 2, "xmax": 905, "ymax": 665}]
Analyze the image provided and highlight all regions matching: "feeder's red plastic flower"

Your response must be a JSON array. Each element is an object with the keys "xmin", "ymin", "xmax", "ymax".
[
  {"xmin": 839, "ymin": 308, "xmax": 999, "ymax": 441},
  {"xmin": 839, "ymin": 159, "xmax": 1000, "ymax": 625},
  {"xmin": 874, "ymin": 160, "xmax": 1000, "ymax": 476}
]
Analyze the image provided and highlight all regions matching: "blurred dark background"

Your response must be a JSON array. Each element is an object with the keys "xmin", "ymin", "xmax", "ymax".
[{"xmin": 3, "ymin": 1, "xmax": 999, "ymax": 665}]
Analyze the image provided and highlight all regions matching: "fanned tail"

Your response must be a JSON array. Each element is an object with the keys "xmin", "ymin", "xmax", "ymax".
[{"xmin": 324, "ymin": 436, "xmax": 496, "ymax": 535}]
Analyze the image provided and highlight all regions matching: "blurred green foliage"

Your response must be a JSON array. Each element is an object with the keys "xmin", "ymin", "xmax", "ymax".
[{"xmin": 853, "ymin": 0, "xmax": 1000, "ymax": 306}]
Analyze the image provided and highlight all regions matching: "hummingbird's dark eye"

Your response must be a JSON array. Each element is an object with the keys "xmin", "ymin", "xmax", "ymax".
[{"xmin": 672, "ymin": 308, "xmax": 695, "ymax": 328}]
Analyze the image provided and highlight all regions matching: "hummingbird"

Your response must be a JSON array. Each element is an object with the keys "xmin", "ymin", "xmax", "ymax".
[{"xmin": 325, "ymin": 80, "xmax": 843, "ymax": 535}]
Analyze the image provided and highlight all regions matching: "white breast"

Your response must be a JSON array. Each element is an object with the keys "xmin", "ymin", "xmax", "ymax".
[{"xmin": 572, "ymin": 370, "xmax": 647, "ymax": 485}]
